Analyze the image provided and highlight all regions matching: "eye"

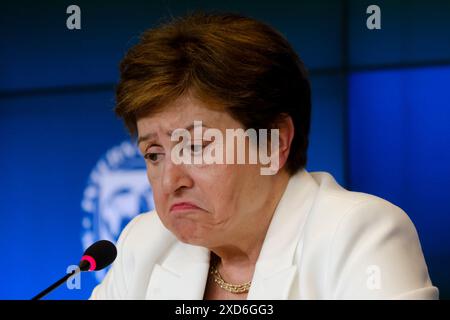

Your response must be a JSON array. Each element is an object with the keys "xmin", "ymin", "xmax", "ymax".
[
  {"xmin": 190, "ymin": 144, "xmax": 204, "ymax": 154},
  {"xmin": 188, "ymin": 140, "xmax": 212, "ymax": 156},
  {"xmin": 143, "ymin": 146, "xmax": 165, "ymax": 163}
]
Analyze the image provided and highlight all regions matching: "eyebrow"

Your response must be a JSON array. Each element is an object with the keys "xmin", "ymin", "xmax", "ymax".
[
  {"xmin": 137, "ymin": 123, "xmax": 210, "ymax": 146},
  {"xmin": 137, "ymin": 132, "xmax": 157, "ymax": 146}
]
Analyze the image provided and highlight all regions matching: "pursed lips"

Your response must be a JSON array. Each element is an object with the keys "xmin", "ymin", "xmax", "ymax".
[{"xmin": 169, "ymin": 202, "xmax": 202, "ymax": 213}]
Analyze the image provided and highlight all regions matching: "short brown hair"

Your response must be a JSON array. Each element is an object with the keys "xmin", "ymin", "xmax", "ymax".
[{"xmin": 115, "ymin": 11, "xmax": 311, "ymax": 175}]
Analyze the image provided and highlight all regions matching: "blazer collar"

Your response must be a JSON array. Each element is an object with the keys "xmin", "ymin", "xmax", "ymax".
[{"xmin": 145, "ymin": 169, "xmax": 319, "ymax": 299}]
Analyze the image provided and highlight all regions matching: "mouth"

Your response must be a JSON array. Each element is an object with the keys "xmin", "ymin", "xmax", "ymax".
[{"xmin": 169, "ymin": 202, "xmax": 202, "ymax": 213}]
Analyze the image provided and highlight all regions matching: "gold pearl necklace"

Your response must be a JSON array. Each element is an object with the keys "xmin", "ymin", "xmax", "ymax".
[{"xmin": 209, "ymin": 261, "xmax": 251, "ymax": 294}]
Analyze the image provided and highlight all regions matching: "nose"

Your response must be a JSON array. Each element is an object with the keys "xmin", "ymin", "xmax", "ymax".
[{"xmin": 161, "ymin": 159, "xmax": 194, "ymax": 195}]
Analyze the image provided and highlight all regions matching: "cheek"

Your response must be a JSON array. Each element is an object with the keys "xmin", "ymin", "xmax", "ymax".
[
  {"xmin": 190, "ymin": 164, "xmax": 235, "ymax": 197},
  {"xmin": 217, "ymin": 165, "xmax": 266, "ymax": 210},
  {"xmin": 193, "ymin": 165, "xmax": 248, "ymax": 215}
]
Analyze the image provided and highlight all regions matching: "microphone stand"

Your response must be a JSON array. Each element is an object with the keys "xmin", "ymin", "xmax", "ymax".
[{"xmin": 31, "ymin": 267, "xmax": 83, "ymax": 300}]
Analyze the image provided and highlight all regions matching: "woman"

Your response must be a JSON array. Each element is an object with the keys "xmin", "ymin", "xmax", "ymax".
[{"xmin": 90, "ymin": 12, "xmax": 438, "ymax": 299}]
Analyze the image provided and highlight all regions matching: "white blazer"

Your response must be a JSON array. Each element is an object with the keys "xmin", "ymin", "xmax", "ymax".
[{"xmin": 90, "ymin": 169, "xmax": 438, "ymax": 299}]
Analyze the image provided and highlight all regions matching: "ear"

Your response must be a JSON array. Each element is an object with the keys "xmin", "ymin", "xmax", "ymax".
[{"xmin": 276, "ymin": 114, "xmax": 295, "ymax": 171}]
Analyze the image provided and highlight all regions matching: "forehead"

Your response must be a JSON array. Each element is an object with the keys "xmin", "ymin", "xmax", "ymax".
[{"xmin": 136, "ymin": 95, "xmax": 241, "ymax": 135}]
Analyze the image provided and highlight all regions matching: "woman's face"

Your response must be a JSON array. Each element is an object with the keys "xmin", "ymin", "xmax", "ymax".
[{"xmin": 136, "ymin": 94, "xmax": 280, "ymax": 248}]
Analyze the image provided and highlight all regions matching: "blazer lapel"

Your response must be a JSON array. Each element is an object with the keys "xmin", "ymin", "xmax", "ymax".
[
  {"xmin": 145, "ymin": 241, "xmax": 210, "ymax": 299},
  {"xmin": 249, "ymin": 265, "xmax": 298, "ymax": 299},
  {"xmin": 248, "ymin": 169, "xmax": 318, "ymax": 299}
]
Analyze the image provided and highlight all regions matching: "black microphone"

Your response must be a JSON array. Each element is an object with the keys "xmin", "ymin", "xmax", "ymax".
[{"xmin": 31, "ymin": 240, "xmax": 117, "ymax": 300}]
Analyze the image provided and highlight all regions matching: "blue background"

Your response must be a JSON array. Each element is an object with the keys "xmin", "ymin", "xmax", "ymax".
[{"xmin": 1, "ymin": 0, "xmax": 449, "ymax": 299}]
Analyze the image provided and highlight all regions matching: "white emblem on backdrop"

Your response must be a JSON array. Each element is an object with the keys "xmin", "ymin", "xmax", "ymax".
[{"xmin": 81, "ymin": 140, "xmax": 154, "ymax": 282}]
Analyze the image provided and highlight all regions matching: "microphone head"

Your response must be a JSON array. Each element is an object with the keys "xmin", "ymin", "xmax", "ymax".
[{"xmin": 79, "ymin": 240, "xmax": 117, "ymax": 271}]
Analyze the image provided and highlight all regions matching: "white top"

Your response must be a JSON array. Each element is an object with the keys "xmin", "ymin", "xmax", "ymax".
[{"xmin": 90, "ymin": 169, "xmax": 438, "ymax": 299}]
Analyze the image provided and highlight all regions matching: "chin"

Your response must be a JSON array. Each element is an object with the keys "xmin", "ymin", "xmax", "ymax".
[{"xmin": 171, "ymin": 224, "xmax": 211, "ymax": 247}]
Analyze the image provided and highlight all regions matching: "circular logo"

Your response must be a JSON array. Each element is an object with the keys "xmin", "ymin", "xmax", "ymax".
[{"xmin": 81, "ymin": 140, "xmax": 154, "ymax": 282}]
